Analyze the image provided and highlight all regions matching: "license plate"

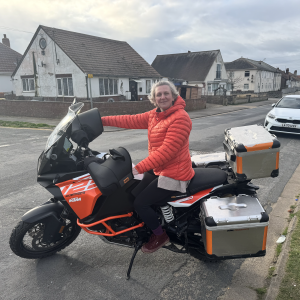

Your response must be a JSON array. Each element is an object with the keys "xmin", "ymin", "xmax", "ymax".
[{"xmin": 282, "ymin": 124, "xmax": 296, "ymax": 128}]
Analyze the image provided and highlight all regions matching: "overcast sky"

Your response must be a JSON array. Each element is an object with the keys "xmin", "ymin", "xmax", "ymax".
[{"xmin": 1, "ymin": 0, "xmax": 300, "ymax": 73}]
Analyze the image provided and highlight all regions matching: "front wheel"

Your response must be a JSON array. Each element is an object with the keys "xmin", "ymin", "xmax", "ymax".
[{"xmin": 9, "ymin": 219, "xmax": 81, "ymax": 259}]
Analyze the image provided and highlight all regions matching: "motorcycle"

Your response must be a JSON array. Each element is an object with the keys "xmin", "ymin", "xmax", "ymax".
[{"xmin": 9, "ymin": 100, "xmax": 270, "ymax": 279}]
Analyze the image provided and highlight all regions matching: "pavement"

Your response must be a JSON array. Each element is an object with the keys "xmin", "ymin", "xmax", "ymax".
[{"xmin": 0, "ymin": 97, "xmax": 298, "ymax": 299}]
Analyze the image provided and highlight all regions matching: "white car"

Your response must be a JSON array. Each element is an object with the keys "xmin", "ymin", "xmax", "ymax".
[{"xmin": 264, "ymin": 95, "xmax": 300, "ymax": 135}]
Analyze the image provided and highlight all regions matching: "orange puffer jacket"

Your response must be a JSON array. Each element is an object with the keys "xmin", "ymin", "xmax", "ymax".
[{"xmin": 101, "ymin": 96, "xmax": 195, "ymax": 181}]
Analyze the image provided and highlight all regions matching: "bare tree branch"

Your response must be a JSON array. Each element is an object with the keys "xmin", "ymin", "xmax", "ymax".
[{"xmin": 227, "ymin": 72, "xmax": 244, "ymax": 92}]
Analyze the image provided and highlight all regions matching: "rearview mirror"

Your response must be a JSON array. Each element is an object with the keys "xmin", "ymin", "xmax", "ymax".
[{"xmin": 271, "ymin": 103, "xmax": 275, "ymax": 107}]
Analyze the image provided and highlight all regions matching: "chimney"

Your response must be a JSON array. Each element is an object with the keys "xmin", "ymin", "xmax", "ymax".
[
  {"xmin": 188, "ymin": 50, "xmax": 191, "ymax": 53},
  {"xmin": 2, "ymin": 34, "xmax": 10, "ymax": 47},
  {"xmin": 294, "ymin": 70, "xmax": 297, "ymax": 75},
  {"xmin": 286, "ymin": 68, "xmax": 289, "ymax": 74}
]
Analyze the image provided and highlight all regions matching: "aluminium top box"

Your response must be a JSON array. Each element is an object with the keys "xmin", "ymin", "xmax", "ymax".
[
  {"xmin": 200, "ymin": 194, "xmax": 269, "ymax": 258},
  {"xmin": 223, "ymin": 125, "xmax": 280, "ymax": 181}
]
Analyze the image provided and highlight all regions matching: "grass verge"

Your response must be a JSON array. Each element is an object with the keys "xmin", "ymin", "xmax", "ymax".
[
  {"xmin": 0, "ymin": 120, "xmax": 54, "ymax": 129},
  {"xmin": 255, "ymin": 287, "xmax": 267, "ymax": 300},
  {"xmin": 276, "ymin": 210, "xmax": 300, "ymax": 299}
]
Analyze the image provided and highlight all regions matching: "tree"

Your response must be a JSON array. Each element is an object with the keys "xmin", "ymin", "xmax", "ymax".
[{"xmin": 227, "ymin": 71, "xmax": 244, "ymax": 93}]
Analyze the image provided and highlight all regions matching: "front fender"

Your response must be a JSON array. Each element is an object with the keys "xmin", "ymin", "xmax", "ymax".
[
  {"xmin": 22, "ymin": 202, "xmax": 65, "ymax": 223},
  {"xmin": 22, "ymin": 202, "xmax": 65, "ymax": 243}
]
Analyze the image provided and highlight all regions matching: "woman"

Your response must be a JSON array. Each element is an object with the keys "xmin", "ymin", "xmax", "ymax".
[{"xmin": 101, "ymin": 81, "xmax": 195, "ymax": 253}]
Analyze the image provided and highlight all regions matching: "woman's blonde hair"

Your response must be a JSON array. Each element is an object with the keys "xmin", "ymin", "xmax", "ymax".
[{"xmin": 148, "ymin": 80, "xmax": 179, "ymax": 106}]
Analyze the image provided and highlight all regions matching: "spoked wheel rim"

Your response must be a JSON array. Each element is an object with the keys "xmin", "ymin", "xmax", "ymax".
[{"xmin": 22, "ymin": 220, "xmax": 76, "ymax": 254}]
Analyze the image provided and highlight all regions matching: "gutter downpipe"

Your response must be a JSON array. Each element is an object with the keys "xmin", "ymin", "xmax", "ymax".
[
  {"xmin": 85, "ymin": 75, "xmax": 89, "ymax": 100},
  {"xmin": 89, "ymin": 76, "xmax": 93, "ymax": 109}
]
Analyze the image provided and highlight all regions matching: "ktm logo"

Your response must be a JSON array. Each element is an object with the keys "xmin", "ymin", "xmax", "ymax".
[
  {"xmin": 123, "ymin": 177, "xmax": 129, "ymax": 184},
  {"xmin": 69, "ymin": 197, "xmax": 81, "ymax": 203}
]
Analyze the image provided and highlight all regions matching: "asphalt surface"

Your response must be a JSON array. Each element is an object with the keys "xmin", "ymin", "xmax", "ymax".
[{"xmin": 0, "ymin": 98, "xmax": 299, "ymax": 300}]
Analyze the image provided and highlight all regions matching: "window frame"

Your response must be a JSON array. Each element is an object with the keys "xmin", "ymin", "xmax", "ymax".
[
  {"xmin": 216, "ymin": 64, "xmax": 221, "ymax": 79},
  {"xmin": 56, "ymin": 76, "xmax": 74, "ymax": 97},
  {"xmin": 245, "ymin": 71, "xmax": 250, "ymax": 77},
  {"xmin": 244, "ymin": 83, "xmax": 249, "ymax": 90},
  {"xmin": 99, "ymin": 78, "xmax": 118, "ymax": 96},
  {"xmin": 21, "ymin": 77, "xmax": 35, "ymax": 92},
  {"xmin": 146, "ymin": 80, "xmax": 151, "ymax": 94}
]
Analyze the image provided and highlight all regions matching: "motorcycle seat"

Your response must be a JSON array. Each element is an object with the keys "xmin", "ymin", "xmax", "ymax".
[{"xmin": 187, "ymin": 168, "xmax": 227, "ymax": 195}]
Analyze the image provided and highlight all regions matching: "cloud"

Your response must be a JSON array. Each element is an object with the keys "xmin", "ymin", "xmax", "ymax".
[{"xmin": 1, "ymin": 0, "xmax": 300, "ymax": 72}]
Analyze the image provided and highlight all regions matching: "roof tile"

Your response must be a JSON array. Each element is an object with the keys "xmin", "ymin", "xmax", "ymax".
[
  {"xmin": 41, "ymin": 26, "xmax": 161, "ymax": 78},
  {"xmin": 0, "ymin": 43, "xmax": 22, "ymax": 73},
  {"xmin": 151, "ymin": 50, "xmax": 220, "ymax": 81}
]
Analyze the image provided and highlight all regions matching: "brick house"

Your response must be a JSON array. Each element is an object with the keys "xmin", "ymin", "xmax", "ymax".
[
  {"xmin": 0, "ymin": 35, "xmax": 22, "ymax": 96},
  {"xmin": 151, "ymin": 50, "xmax": 229, "ymax": 96},
  {"xmin": 279, "ymin": 68, "xmax": 300, "ymax": 89},
  {"xmin": 12, "ymin": 25, "xmax": 161, "ymax": 102}
]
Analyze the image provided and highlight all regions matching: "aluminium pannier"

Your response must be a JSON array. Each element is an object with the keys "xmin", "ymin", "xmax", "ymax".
[
  {"xmin": 223, "ymin": 125, "xmax": 280, "ymax": 181},
  {"xmin": 201, "ymin": 194, "xmax": 269, "ymax": 258}
]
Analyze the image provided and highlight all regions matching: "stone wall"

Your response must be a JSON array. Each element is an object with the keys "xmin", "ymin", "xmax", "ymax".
[
  {"xmin": 0, "ymin": 98, "xmax": 206, "ymax": 119},
  {"xmin": 203, "ymin": 95, "xmax": 226, "ymax": 105},
  {"xmin": 282, "ymin": 87, "xmax": 300, "ymax": 95}
]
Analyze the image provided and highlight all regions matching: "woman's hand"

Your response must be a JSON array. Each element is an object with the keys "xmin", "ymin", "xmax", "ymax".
[{"xmin": 132, "ymin": 167, "xmax": 139, "ymax": 175}]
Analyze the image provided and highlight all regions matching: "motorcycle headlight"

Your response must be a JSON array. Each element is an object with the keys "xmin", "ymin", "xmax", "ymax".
[{"xmin": 267, "ymin": 113, "xmax": 276, "ymax": 119}]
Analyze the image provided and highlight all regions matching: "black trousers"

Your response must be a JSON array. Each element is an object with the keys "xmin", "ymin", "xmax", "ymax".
[{"xmin": 133, "ymin": 171, "xmax": 173, "ymax": 230}]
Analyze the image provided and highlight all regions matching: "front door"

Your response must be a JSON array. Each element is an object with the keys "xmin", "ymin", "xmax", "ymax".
[{"xmin": 129, "ymin": 80, "xmax": 138, "ymax": 101}]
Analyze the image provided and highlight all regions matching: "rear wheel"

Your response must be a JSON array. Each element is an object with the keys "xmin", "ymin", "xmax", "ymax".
[{"xmin": 9, "ymin": 219, "xmax": 81, "ymax": 259}]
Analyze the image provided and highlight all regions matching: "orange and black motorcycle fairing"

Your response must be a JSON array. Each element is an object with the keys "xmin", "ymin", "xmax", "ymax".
[{"xmin": 9, "ymin": 101, "xmax": 265, "ymax": 279}]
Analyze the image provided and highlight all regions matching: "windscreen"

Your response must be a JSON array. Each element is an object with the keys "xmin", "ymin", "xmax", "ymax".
[
  {"xmin": 276, "ymin": 97, "xmax": 300, "ymax": 109},
  {"xmin": 45, "ymin": 102, "xmax": 84, "ymax": 151}
]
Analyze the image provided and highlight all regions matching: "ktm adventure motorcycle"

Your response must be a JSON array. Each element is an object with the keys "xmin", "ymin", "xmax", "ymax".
[{"xmin": 9, "ymin": 100, "xmax": 268, "ymax": 279}]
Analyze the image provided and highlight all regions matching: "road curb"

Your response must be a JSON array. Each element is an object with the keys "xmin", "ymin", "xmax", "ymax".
[{"xmin": 265, "ymin": 204, "xmax": 299, "ymax": 300}]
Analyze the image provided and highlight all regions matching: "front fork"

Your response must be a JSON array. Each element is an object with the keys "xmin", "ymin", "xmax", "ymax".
[{"xmin": 21, "ymin": 200, "xmax": 67, "ymax": 244}]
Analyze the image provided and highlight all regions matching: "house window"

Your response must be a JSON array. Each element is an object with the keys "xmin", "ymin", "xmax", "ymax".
[
  {"xmin": 99, "ymin": 78, "xmax": 118, "ymax": 95},
  {"xmin": 229, "ymin": 71, "xmax": 234, "ymax": 78},
  {"xmin": 56, "ymin": 76, "xmax": 73, "ymax": 96},
  {"xmin": 216, "ymin": 64, "xmax": 221, "ymax": 79},
  {"xmin": 244, "ymin": 84, "xmax": 249, "ymax": 90},
  {"xmin": 245, "ymin": 71, "xmax": 250, "ymax": 77},
  {"xmin": 207, "ymin": 84, "xmax": 212, "ymax": 92},
  {"xmin": 146, "ymin": 80, "xmax": 151, "ymax": 93},
  {"xmin": 212, "ymin": 83, "xmax": 219, "ymax": 90},
  {"xmin": 22, "ymin": 77, "xmax": 35, "ymax": 91}
]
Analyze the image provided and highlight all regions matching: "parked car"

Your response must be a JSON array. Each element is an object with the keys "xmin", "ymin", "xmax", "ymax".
[{"xmin": 264, "ymin": 95, "xmax": 300, "ymax": 135}]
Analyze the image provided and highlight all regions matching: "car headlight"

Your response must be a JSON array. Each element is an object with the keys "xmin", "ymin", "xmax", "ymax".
[{"xmin": 267, "ymin": 113, "xmax": 275, "ymax": 119}]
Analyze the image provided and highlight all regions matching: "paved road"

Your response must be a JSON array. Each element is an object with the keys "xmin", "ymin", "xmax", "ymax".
[{"xmin": 1, "ymin": 104, "xmax": 300, "ymax": 300}]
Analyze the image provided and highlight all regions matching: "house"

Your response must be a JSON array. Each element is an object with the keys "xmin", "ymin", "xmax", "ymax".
[
  {"xmin": 151, "ymin": 50, "xmax": 229, "ymax": 96},
  {"xmin": 279, "ymin": 68, "xmax": 300, "ymax": 89},
  {"xmin": 224, "ymin": 58, "xmax": 282, "ymax": 93},
  {"xmin": 0, "ymin": 35, "xmax": 22, "ymax": 96},
  {"xmin": 12, "ymin": 25, "xmax": 161, "ymax": 102}
]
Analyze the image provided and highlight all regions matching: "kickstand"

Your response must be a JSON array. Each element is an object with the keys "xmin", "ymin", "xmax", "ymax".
[{"xmin": 126, "ymin": 240, "xmax": 143, "ymax": 280}]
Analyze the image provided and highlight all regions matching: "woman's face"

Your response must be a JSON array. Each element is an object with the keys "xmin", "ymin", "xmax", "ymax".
[{"xmin": 154, "ymin": 85, "xmax": 175, "ymax": 112}]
